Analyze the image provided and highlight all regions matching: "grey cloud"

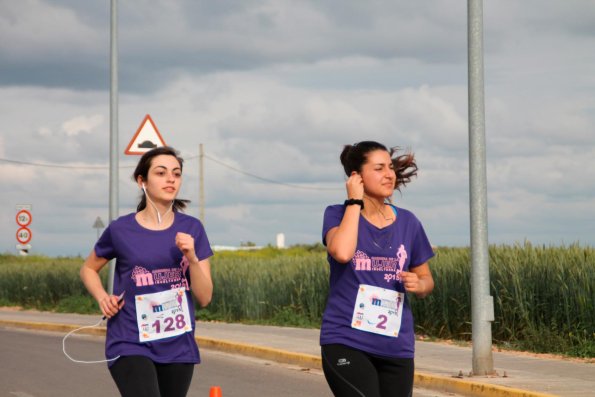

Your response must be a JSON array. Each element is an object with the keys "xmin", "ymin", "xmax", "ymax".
[
  {"xmin": 2, "ymin": 1, "xmax": 595, "ymax": 255},
  {"xmin": 1, "ymin": 0, "xmax": 469, "ymax": 93}
]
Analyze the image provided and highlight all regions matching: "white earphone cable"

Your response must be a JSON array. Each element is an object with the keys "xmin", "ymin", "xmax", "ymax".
[
  {"xmin": 142, "ymin": 184, "xmax": 173, "ymax": 225},
  {"xmin": 62, "ymin": 318, "xmax": 121, "ymax": 364}
]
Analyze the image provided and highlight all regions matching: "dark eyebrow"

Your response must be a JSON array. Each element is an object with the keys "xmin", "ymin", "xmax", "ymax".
[{"xmin": 153, "ymin": 165, "xmax": 182, "ymax": 172}]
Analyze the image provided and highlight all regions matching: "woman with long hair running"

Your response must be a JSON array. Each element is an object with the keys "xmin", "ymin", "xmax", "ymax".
[
  {"xmin": 80, "ymin": 146, "xmax": 213, "ymax": 397},
  {"xmin": 320, "ymin": 141, "xmax": 435, "ymax": 397}
]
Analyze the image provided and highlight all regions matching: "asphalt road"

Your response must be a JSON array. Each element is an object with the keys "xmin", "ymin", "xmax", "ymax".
[{"xmin": 0, "ymin": 327, "xmax": 459, "ymax": 397}]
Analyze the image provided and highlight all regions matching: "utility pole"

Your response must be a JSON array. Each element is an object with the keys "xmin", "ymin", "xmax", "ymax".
[
  {"xmin": 468, "ymin": 0, "xmax": 494, "ymax": 375},
  {"xmin": 107, "ymin": 0, "xmax": 119, "ymax": 295},
  {"xmin": 199, "ymin": 144, "xmax": 205, "ymax": 223}
]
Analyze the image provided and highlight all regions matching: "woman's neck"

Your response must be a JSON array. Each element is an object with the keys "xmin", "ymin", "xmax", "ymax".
[
  {"xmin": 362, "ymin": 195, "xmax": 394, "ymax": 227},
  {"xmin": 136, "ymin": 206, "xmax": 174, "ymax": 230}
]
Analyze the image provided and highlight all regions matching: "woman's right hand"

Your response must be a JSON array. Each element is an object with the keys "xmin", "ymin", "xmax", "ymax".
[
  {"xmin": 99, "ymin": 294, "xmax": 124, "ymax": 319},
  {"xmin": 346, "ymin": 172, "xmax": 364, "ymax": 200}
]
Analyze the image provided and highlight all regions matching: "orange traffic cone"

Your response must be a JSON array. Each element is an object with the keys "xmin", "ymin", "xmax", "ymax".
[{"xmin": 209, "ymin": 386, "xmax": 222, "ymax": 397}]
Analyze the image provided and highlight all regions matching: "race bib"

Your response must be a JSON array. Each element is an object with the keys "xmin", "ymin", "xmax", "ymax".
[
  {"xmin": 351, "ymin": 284, "xmax": 404, "ymax": 338},
  {"xmin": 135, "ymin": 288, "xmax": 192, "ymax": 342}
]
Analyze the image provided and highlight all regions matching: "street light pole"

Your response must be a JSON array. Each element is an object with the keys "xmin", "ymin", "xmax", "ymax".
[
  {"xmin": 468, "ymin": 0, "xmax": 495, "ymax": 375},
  {"xmin": 107, "ymin": 0, "xmax": 119, "ymax": 295}
]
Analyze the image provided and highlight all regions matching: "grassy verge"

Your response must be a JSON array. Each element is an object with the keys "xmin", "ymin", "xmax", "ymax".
[{"xmin": 1, "ymin": 243, "xmax": 593, "ymax": 358}]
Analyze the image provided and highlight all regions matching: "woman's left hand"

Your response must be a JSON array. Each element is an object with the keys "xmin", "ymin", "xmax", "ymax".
[
  {"xmin": 175, "ymin": 232, "xmax": 198, "ymax": 262},
  {"xmin": 400, "ymin": 271, "xmax": 424, "ymax": 294},
  {"xmin": 400, "ymin": 263, "xmax": 434, "ymax": 298}
]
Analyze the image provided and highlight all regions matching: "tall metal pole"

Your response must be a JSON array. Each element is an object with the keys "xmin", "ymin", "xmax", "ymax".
[
  {"xmin": 468, "ymin": 0, "xmax": 494, "ymax": 375},
  {"xmin": 199, "ymin": 144, "xmax": 205, "ymax": 223},
  {"xmin": 107, "ymin": 0, "xmax": 119, "ymax": 295}
]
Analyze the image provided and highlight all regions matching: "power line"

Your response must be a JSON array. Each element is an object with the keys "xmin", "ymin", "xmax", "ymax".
[
  {"xmin": 0, "ymin": 157, "xmax": 130, "ymax": 169},
  {"xmin": 0, "ymin": 154, "xmax": 342, "ymax": 191},
  {"xmin": 203, "ymin": 154, "xmax": 341, "ymax": 191}
]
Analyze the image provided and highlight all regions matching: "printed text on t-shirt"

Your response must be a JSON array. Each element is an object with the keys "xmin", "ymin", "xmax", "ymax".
[
  {"xmin": 131, "ymin": 265, "xmax": 189, "ymax": 290},
  {"xmin": 351, "ymin": 245, "xmax": 408, "ymax": 283}
]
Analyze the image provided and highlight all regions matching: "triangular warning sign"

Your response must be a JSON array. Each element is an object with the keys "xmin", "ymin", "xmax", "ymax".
[{"xmin": 124, "ymin": 114, "xmax": 167, "ymax": 155}]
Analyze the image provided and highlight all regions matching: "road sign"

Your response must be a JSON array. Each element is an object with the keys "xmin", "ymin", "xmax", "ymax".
[
  {"xmin": 15, "ymin": 205, "xmax": 32, "ymax": 255},
  {"xmin": 16, "ymin": 227, "xmax": 32, "ymax": 244},
  {"xmin": 15, "ymin": 244, "xmax": 31, "ymax": 256},
  {"xmin": 124, "ymin": 114, "xmax": 167, "ymax": 155},
  {"xmin": 16, "ymin": 209, "xmax": 32, "ymax": 227},
  {"xmin": 93, "ymin": 216, "xmax": 105, "ymax": 240},
  {"xmin": 92, "ymin": 216, "xmax": 105, "ymax": 229}
]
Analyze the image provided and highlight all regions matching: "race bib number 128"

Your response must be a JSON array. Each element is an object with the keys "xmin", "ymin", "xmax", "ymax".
[{"xmin": 135, "ymin": 288, "xmax": 192, "ymax": 342}]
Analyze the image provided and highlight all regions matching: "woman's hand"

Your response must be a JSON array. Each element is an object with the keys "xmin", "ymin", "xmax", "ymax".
[
  {"xmin": 175, "ymin": 232, "xmax": 212, "ymax": 306},
  {"xmin": 401, "ymin": 271, "xmax": 424, "ymax": 294},
  {"xmin": 175, "ymin": 232, "xmax": 198, "ymax": 263},
  {"xmin": 401, "ymin": 263, "xmax": 434, "ymax": 298},
  {"xmin": 99, "ymin": 293, "xmax": 125, "ymax": 319},
  {"xmin": 346, "ymin": 172, "xmax": 364, "ymax": 200}
]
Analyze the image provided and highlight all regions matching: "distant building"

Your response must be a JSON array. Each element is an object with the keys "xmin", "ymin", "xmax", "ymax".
[
  {"xmin": 211, "ymin": 245, "xmax": 263, "ymax": 252},
  {"xmin": 276, "ymin": 233, "xmax": 285, "ymax": 249}
]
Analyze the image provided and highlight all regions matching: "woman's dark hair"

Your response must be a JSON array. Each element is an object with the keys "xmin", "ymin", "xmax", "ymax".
[
  {"xmin": 133, "ymin": 146, "xmax": 190, "ymax": 212},
  {"xmin": 339, "ymin": 141, "xmax": 418, "ymax": 191}
]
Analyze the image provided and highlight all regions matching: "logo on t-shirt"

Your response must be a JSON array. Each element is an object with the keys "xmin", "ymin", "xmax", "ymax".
[
  {"xmin": 352, "ymin": 245, "xmax": 409, "ymax": 283},
  {"xmin": 131, "ymin": 262, "xmax": 189, "ymax": 290}
]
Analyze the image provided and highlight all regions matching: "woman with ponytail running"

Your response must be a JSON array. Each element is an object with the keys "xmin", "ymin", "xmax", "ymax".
[
  {"xmin": 80, "ymin": 146, "xmax": 213, "ymax": 397},
  {"xmin": 320, "ymin": 141, "xmax": 435, "ymax": 397}
]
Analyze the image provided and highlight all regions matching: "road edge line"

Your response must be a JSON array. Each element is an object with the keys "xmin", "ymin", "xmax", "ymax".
[{"xmin": 0, "ymin": 320, "xmax": 557, "ymax": 397}]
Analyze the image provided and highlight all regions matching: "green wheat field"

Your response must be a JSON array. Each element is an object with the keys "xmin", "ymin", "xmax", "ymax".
[{"xmin": 0, "ymin": 242, "xmax": 593, "ymax": 358}]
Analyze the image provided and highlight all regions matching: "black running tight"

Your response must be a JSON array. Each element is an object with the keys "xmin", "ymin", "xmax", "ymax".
[
  {"xmin": 109, "ymin": 355, "xmax": 194, "ymax": 397},
  {"xmin": 321, "ymin": 344, "xmax": 414, "ymax": 397}
]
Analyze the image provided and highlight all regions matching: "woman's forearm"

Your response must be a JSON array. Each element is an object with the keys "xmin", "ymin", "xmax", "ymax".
[
  {"xmin": 188, "ymin": 258, "xmax": 213, "ymax": 307},
  {"xmin": 326, "ymin": 206, "xmax": 361, "ymax": 263}
]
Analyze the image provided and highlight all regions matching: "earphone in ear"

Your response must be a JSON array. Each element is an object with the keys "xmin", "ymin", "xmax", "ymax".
[{"xmin": 142, "ymin": 183, "xmax": 146, "ymax": 189}]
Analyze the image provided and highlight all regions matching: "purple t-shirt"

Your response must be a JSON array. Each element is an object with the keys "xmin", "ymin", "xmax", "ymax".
[
  {"xmin": 94, "ymin": 212, "xmax": 213, "ymax": 366},
  {"xmin": 320, "ymin": 204, "xmax": 434, "ymax": 358}
]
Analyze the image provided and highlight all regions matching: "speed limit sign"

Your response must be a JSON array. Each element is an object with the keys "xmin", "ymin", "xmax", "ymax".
[
  {"xmin": 16, "ymin": 210, "xmax": 32, "ymax": 227},
  {"xmin": 16, "ymin": 227, "xmax": 32, "ymax": 244}
]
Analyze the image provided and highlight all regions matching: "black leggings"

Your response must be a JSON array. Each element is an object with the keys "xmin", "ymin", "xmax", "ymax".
[
  {"xmin": 321, "ymin": 344, "xmax": 414, "ymax": 397},
  {"xmin": 109, "ymin": 355, "xmax": 194, "ymax": 397}
]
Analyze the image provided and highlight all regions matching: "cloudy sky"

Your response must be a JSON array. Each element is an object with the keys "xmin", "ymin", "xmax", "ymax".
[{"xmin": 1, "ymin": 0, "xmax": 594, "ymax": 256}]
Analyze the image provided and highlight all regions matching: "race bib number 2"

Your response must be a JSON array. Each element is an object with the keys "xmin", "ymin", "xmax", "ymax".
[
  {"xmin": 351, "ymin": 284, "xmax": 404, "ymax": 338},
  {"xmin": 135, "ymin": 288, "xmax": 192, "ymax": 342}
]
